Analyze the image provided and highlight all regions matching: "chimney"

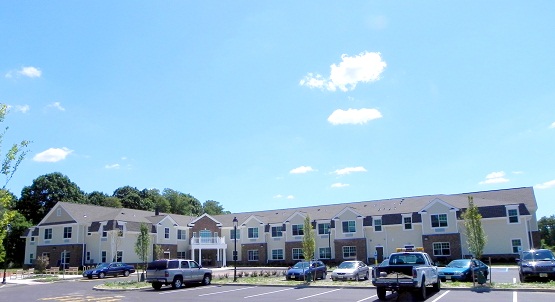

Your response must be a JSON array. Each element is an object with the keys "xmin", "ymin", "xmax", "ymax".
[{"xmin": 155, "ymin": 208, "xmax": 159, "ymax": 216}]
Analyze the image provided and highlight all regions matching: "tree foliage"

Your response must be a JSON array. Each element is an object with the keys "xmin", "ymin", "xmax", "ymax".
[
  {"xmin": 539, "ymin": 215, "xmax": 555, "ymax": 249},
  {"xmin": 203, "ymin": 200, "xmax": 230, "ymax": 215},
  {"xmin": 462, "ymin": 196, "xmax": 487, "ymax": 259},
  {"xmin": 302, "ymin": 215, "xmax": 315, "ymax": 261},
  {"xmin": 16, "ymin": 172, "xmax": 86, "ymax": 224}
]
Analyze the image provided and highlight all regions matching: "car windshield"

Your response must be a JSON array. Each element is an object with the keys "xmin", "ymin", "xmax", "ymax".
[
  {"xmin": 379, "ymin": 260, "xmax": 389, "ymax": 267},
  {"xmin": 338, "ymin": 262, "xmax": 356, "ymax": 269},
  {"xmin": 292, "ymin": 262, "xmax": 310, "ymax": 269},
  {"xmin": 447, "ymin": 260, "xmax": 471, "ymax": 268},
  {"xmin": 96, "ymin": 263, "xmax": 110, "ymax": 268},
  {"xmin": 522, "ymin": 250, "xmax": 555, "ymax": 261}
]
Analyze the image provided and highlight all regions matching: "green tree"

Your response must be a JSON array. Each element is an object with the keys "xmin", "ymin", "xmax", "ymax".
[
  {"xmin": 135, "ymin": 223, "xmax": 151, "ymax": 278},
  {"xmin": 462, "ymin": 196, "xmax": 487, "ymax": 259},
  {"xmin": 16, "ymin": 172, "xmax": 86, "ymax": 224},
  {"xmin": 202, "ymin": 200, "xmax": 230, "ymax": 215},
  {"xmin": 113, "ymin": 186, "xmax": 153, "ymax": 211},
  {"xmin": 302, "ymin": 215, "xmax": 315, "ymax": 261},
  {"xmin": 538, "ymin": 215, "xmax": 555, "ymax": 248}
]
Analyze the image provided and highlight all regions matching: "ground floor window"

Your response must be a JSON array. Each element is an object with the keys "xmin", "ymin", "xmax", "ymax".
[
  {"xmin": 292, "ymin": 248, "xmax": 304, "ymax": 260},
  {"xmin": 342, "ymin": 246, "xmax": 357, "ymax": 259},
  {"xmin": 319, "ymin": 247, "xmax": 331, "ymax": 259},
  {"xmin": 86, "ymin": 251, "xmax": 91, "ymax": 262},
  {"xmin": 177, "ymin": 251, "xmax": 186, "ymax": 258},
  {"xmin": 271, "ymin": 249, "xmax": 284, "ymax": 260},
  {"xmin": 101, "ymin": 251, "xmax": 107, "ymax": 263},
  {"xmin": 511, "ymin": 239, "xmax": 522, "ymax": 253},
  {"xmin": 116, "ymin": 251, "xmax": 123, "ymax": 262},
  {"xmin": 29, "ymin": 253, "xmax": 34, "ymax": 264},
  {"xmin": 433, "ymin": 242, "xmax": 450, "ymax": 256},
  {"xmin": 248, "ymin": 250, "xmax": 259, "ymax": 261}
]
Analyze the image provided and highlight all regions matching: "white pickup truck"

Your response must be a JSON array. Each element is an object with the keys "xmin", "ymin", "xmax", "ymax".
[{"xmin": 372, "ymin": 248, "xmax": 440, "ymax": 301}]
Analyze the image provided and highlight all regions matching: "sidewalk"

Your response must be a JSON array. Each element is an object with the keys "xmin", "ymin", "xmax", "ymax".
[{"xmin": 1, "ymin": 273, "xmax": 83, "ymax": 285}]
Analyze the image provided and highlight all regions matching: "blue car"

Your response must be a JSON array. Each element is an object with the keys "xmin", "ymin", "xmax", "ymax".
[
  {"xmin": 438, "ymin": 259, "xmax": 488, "ymax": 282},
  {"xmin": 285, "ymin": 260, "xmax": 327, "ymax": 281},
  {"xmin": 83, "ymin": 262, "xmax": 135, "ymax": 279}
]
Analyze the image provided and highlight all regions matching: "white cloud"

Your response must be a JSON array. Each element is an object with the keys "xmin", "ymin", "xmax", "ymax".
[
  {"xmin": 7, "ymin": 105, "xmax": 30, "ymax": 113},
  {"xmin": 105, "ymin": 164, "xmax": 121, "ymax": 169},
  {"xmin": 550, "ymin": 122, "xmax": 555, "ymax": 129},
  {"xmin": 290, "ymin": 166, "xmax": 316, "ymax": 174},
  {"xmin": 328, "ymin": 108, "xmax": 382, "ymax": 125},
  {"xmin": 5, "ymin": 66, "xmax": 42, "ymax": 78},
  {"xmin": 300, "ymin": 51, "xmax": 386, "ymax": 92},
  {"xmin": 331, "ymin": 183, "xmax": 350, "ymax": 188},
  {"xmin": 479, "ymin": 171, "xmax": 509, "ymax": 185},
  {"xmin": 333, "ymin": 166, "xmax": 367, "ymax": 176},
  {"xmin": 33, "ymin": 147, "xmax": 73, "ymax": 162},
  {"xmin": 286, "ymin": 195, "xmax": 295, "ymax": 199},
  {"xmin": 535, "ymin": 180, "xmax": 555, "ymax": 190},
  {"xmin": 273, "ymin": 194, "xmax": 295, "ymax": 199},
  {"xmin": 48, "ymin": 102, "xmax": 65, "ymax": 111},
  {"xmin": 273, "ymin": 194, "xmax": 283, "ymax": 199}
]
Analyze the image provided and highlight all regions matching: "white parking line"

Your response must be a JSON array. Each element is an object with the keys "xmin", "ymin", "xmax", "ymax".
[
  {"xmin": 430, "ymin": 290, "xmax": 450, "ymax": 302},
  {"xmin": 158, "ymin": 285, "xmax": 217, "ymax": 294},
  {"xmin": 513, "ymin": 291, "xmax": 517, "ymax": 302},
  {"xmin": 296, "ymin": 288, "xmax": 342, "ymax": 300},
  {"xmin": 356, "ymin": 294, "xmax": 377, "ymax": 302},
  {"xmin": 198, "ymin": 286, "xmax": 257, "ymax": 296},
  {"xmin": 244, "ymin": 287, "xmax": 295, "ymax": 298}
]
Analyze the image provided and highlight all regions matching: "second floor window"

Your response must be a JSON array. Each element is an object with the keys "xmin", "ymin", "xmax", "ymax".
[
  {"xmin": 318, "ymin": 223, "xmax": 330, "ymax": 235},
  {"xmin": 431, "ymin": 214, "xmax": 448, "ymax": 228},
  {"xmin": 342, "ymin": 221, "xmax": 356, "ymax": 233},
  {"xmin": 271, "ymin": 226, "xmax": 283, "ymax": 237},
  {"xmin": 248, "ymin": 227, "xmax": 258, "ymax": 239},
  {"xmin": 177, "ymin": 230, "xmax": 186, "ymax": 240},
  {"xmin": 403, "ymin": 216, "xmax": 412, "ymax": 230},
  {"xmin": 230, "ymin": 229, "xmax": 240, "ymax": 240},
  {"xmin": 164, "ymin": 227, "xmax": 170, "ymax": 239},
  {"xmin": 44, "ymin": 228, "xmax": 52, "ymax": 240},
  {"xmin": 508, "ymin": 208, "xmax": 519, "ymax": 223},
  {"xmin": 292, "ymin": 224, "xmax": 304, "ymax": 236},
  {"xmin": 374, "ymin": 218, "xmax": 382, "ymax": 232},
  {"xmin": 63, "ymin": 227, "xmax": 72, "ymax": 239}
]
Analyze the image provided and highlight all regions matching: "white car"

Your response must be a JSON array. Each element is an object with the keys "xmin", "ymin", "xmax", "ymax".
[{"xmin": 331, "ymin": 260, "xmax": 370, "ymax": 281}]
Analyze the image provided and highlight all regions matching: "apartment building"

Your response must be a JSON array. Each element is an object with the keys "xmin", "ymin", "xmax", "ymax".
[{"xmin": 22, "ymin": 187, "xmax": 540, "ymax": 268}]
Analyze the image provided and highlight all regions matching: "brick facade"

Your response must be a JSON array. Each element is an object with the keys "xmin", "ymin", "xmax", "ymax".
[
  {"xmin": 242, "ymin": 243, "xmax": 267, "ymax": 265},
  {"xmin": 422, "ymin": 233, "xmax": 462, "ymax": 263},
  {"xmin": 36, "ymin": 244, "xmax": 83, "ymax": 268},
  {"xmin": 334, "ymin": 238, "xmax": 366, "ymax": 262}
]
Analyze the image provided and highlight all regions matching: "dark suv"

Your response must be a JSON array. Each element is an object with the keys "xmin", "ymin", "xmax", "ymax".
[{"xmin": 517, "ymin": 249, "xmax": 555, "ymax": 282}]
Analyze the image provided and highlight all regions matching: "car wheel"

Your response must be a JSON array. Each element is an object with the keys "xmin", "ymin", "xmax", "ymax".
[
  {"xmin": 202, "ymin": 274, "xmax": 212, "ymax": 286},
  {"xmin": 123, "ymin": 270, "xmax": 130, "ymax": 277},
  {"xmin": 355, "ymin": 274, "xmax": 360, "ymax": 281},
  {"xmin": 87, "ymin": 276, "xmax": 92, "ymax": 280},
  {"xmin": 414, "ymin": 277, "xmax": 426, "ymax": 301},
  {"xmin": 152, "ymin": 282, "xmax": 162, "ymax": 290},
  {"xmin": 172, "ymin": 277, "xmax": 183, "ymax": 289},
  {"xmin": 519, "ymin": 273, "xmax": 526, "ymax": 283},
  {"xmin": 365, "ymin": 271, "xmax": 369, "ymax": 280},
  {"xmin": 377, "ymin": 287, "xmax": 387, "ymax": 300},
  {"xmin": 432, "ymin": 277, "xmax": 441, "ymax": 292},
  {"xmin": 98, "ymin": 272, "xmax": 105, "ymax": 279}
]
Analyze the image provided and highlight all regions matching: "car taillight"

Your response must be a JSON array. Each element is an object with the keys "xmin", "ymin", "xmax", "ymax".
[
  {"xmin": 412, "ymin": 268, "xmax": 417, "ymax": 279},
  {"xmin": 165, "ymin": 271, "xmax": 169, "ymax": 277}
]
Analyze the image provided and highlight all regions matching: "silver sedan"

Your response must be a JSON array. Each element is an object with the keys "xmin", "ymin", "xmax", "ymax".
[{"xmin": 331, "ymin": 260, "xmax": 370, "ymax": 281}]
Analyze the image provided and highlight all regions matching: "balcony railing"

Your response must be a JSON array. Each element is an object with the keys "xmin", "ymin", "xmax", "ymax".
[{"xmin": 190, "ymin": 236, "xmax": 226, "ymax": 245}]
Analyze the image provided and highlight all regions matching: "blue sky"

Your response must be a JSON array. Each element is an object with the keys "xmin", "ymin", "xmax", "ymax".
[{"xmin": 2, "ymin": 1, "xmax": 554, "ymax": 218}]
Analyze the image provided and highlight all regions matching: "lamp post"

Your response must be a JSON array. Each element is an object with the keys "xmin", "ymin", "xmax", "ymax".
[
  {"xmin": 233, "ymin": 217, "xmax": 238, "ymax": 282},
  {"xmin": 2, "ymin": 223, "xmax": 12, "ymax": 284},
  {"xmin": 328, "ymin": 227, "xmax": 331, "ymax": 262}
]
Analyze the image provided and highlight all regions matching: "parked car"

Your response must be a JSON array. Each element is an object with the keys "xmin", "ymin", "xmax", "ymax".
[
  {"xmin": 331, "ymin": 260, "xmax": 369, "ymax": 281},
  {"xmin": 517, "ymin": 249, "xmax": 555, "ymax": 282},
  {"xmin": 285, "ymin": 260, "xmax": 327, "ymax": 281},
  {"xmin": 438, "ymin": 259, "xmax": 488, "ymax": 282},
  {"xmin": 145, "ymin": 259, "xmax": 212, "ymax": 290},
  {"xmin": 82, "ymin": 262, "xmax": 135, "ymax": 279}
]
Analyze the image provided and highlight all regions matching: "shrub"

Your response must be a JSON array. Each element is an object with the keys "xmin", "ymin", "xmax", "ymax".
[{"xmin": 34, "ymin": 256, "xmax": 49, "ymax": 273}]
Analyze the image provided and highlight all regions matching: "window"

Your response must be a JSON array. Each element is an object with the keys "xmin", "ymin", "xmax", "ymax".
[
  {"xmin": 431, "ymin": 214, "xmax": 448, "ymax": 228},
  {"xmin": 56, "ymin": 208, "xmax": 62, "ymax": 216},
  {"xmin": 230, "ymin": 229, "xmax": 240, "ymax": 240},
  {"xmin": 343, "ymin": 246, "xmax": 357, "ymax": 259},
  {"xmin": 319, "ymin": 247, "xmax": 331, "ymax": 259},
  {"xmin": 177, "ymin": 252, "xmax": 187, "ymax": 258},
  {"xmin": 102, "ymin": 226, "xmax": 107, "ymax": 238},
  {"xmin": 342, "ymin": 221, "xmax": 356, "ymax": 233},
  {"xmin": 29, "ymin": 253, "xmax": 34, "ymax": 264},
  {"xmin": 248, "ymin": 250, "xmax": 259, "ymax": 261},
  {"xmin": 432, "ymin": 242, "xmax": 450, "ymax": 256},
  {"xmin": 117, "ymin": 226, "xmax": 124, "ymax": 237},
  {"xmin": 374, "ymin": 218, "xmax": 382, "ymax": 232},
  {"xmin": 512, "ymin": 239, "xmax": 522, "ymax": 253},
  {"xmin": 42, "ymin": 252, "xmax": 50, "ymax": 259},
  {"xmin": 292, "ymin": 248, "xmax": 304, "ymax": 260},
  {"xmin": 64, "ymin": 227, "xmax": 72, "ymax": 239},
  {"xmin": 116, "ymin": 251, "xmax": 123, "ymax": 262},
  {"xmin": 61, "ymin": 251, "xmax": 70, "ymax": 265},
  {"xmin": 200, "ymin": 230, "xmax": 212, "ymax": 243},
  {"xmin": 271, "ymin": 249, "xmax": 284, "ymax": 260},
  {"xmin": 164, "ymin": 227, "xmax": 170, "ymax": 239},
  {"xmin": 177, "ymin": 230, "xmax": 186, "ymax": 240},
  {"xmin": 101, "ymin": 251, "xmax": 107, "ymax": 263},
  {"xmin": 30, "ymin": 236, "xmax": 35, "ymax": 242},
  {"xmin": 86, "ymin": 252, "xmax": 91, "ymax": 262},
  {"xmin": 508, "ymin": 208, "xmax": 519, "ymax": 223},
  {"xmin": 403, "ymin": 216, "xmax": 412, "ymax": 230},
  {"xmin": 44, "ymin": 228, "xmax": 52, "ymax": 240},
  {"xmin": 292, "ymin": 224, "xmax": 304, "ymax": 236},
  {"xmin": 248, "ymin": 227, "xmax": 258, "ymax": 239},
  {"xmin": 318, "ymin": 223, "xmax": 331, "ymax": 235},
  {"xmin": 271, "ymin": 226, "xmax": 283, "ymax": 238}
]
